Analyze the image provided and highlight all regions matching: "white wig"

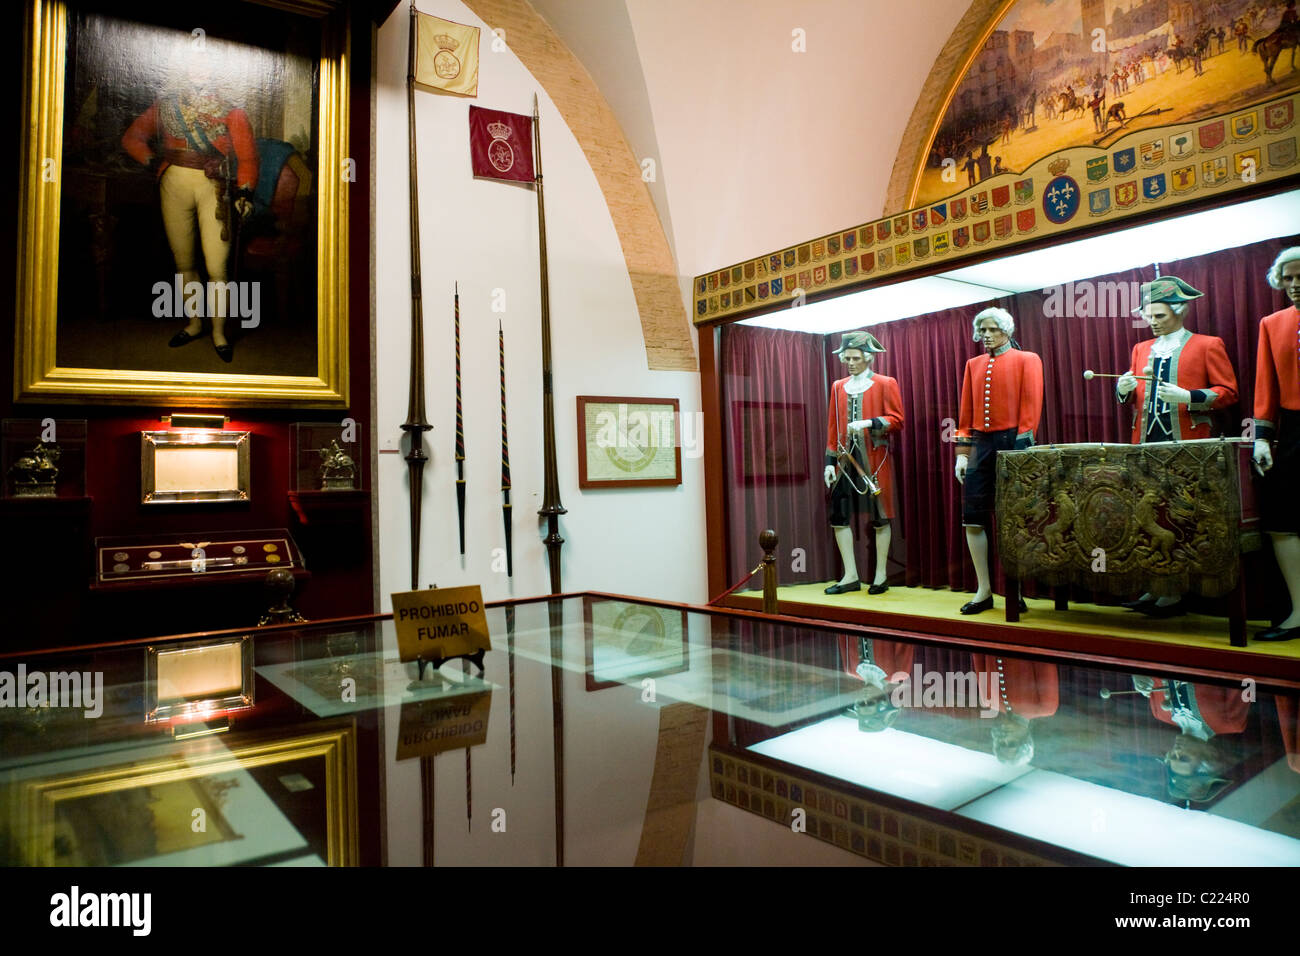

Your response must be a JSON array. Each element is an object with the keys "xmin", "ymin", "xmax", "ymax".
[
  {"xmin": 972, "ymin": 307, "xmax": 1015, "ymax": 342},
  {"xmin": 1267, "ymin": 246, "xmax": 1300, "ymax": 289}
]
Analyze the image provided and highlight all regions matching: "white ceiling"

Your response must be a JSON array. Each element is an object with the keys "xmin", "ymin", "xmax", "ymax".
[{"xmin": 529, "ymin": 0, "xmax": 974, "ymax": 282}]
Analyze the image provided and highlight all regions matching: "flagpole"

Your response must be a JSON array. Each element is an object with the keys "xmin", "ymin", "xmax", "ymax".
[
  {"xmin": 402, "ymin": 2, "xmax": 432, "ymax": 590},
  {"xmin": 455, "ymin": 283, "xmax": 466, "ymax": 556},
  {"xmin": 500, "ymin": 321, "xmax": 513, "ymax": 577},
  {"xmin": 532, "ymin": 94, "xmax": 566, "ymax": 594}
]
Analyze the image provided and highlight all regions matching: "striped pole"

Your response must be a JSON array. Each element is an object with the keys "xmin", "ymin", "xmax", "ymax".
[
  {"xmin": 455, "ymin": 283, "xmax": 466, "ymax": 555},
  {"xmin": 500, "ymin": 320, "xmax": 513, "ymax": 577}
]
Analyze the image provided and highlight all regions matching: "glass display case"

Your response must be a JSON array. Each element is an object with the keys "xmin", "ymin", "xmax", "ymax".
[
  {"xmin": 2, "ymin": 418, "xmax": 87, "ymax": 499},
  {"xmin": 707, "ymin": 189, "xmax": 1300, "ymax": 658},
  {"xmin": 2, "ymin": 593, "xmax": 1297, "ymax": 867}
]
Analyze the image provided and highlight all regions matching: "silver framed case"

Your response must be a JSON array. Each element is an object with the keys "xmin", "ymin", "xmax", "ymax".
[
  {"xmin": 145, "ymin": 635, "xmax": 254, "ymax": 726},
  {"xmin": 141, "ymin": 430, "xmax": 251, "ymax": 505}
]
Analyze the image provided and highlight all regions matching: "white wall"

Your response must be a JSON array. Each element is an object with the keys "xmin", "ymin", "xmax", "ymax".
[
  {"xmin": 375, "ymin": 2, "xmax": 707, "ymax": 608},
  {"xmin": 626, "ymin": 0, "xmax": 974, "ymax": 279}
]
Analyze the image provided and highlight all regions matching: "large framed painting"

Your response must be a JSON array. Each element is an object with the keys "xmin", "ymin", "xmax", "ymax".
[
  {"xmin": 908, "ymin": 0, "xmax": 1300, "ymax": 209},
  {"xmin": 16, "ymin": 0, "xmax": 349, "ymax": 407}
]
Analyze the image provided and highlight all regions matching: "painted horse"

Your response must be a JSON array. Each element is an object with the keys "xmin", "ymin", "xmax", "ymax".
[
  {"xmin": 1057, "ymin": 89, "xmax": 1086, "ymax": 120},
  {"xmin": 1255, "ymin": 21, "xmax": 1300, "ymax": 82}
]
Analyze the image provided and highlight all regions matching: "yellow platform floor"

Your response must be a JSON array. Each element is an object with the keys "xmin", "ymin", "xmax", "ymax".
[{"xmin": 736, "ymin": 582, "xmax": 1300, "ymax": 661}]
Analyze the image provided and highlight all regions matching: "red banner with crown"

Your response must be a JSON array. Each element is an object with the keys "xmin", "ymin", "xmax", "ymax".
[{"xmin": 469, "ymin": 106, "xmax": 535, "ymax": 183}]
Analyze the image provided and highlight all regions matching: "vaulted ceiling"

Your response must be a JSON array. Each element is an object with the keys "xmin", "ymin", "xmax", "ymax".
[{"xmin": 529, "ymin": 0, "xmax": 975, "ymax": 281}]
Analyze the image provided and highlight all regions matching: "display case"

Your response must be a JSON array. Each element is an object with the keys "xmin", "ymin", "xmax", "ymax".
[
  {"xmin": 702, "ymin": 188, "xmax": 1300, "ymax": 659},
  {"xmin": 287, "ymin": 421, "xmax": 369, "ymax": 532},
  {"xmin": 290, "ymin": 421, "xmax": 365, "ymax": 492},
  {"xmin": 2, "ymin": 593, "xmax": 1298, "ymax": 867},
  {"xmin": 2, "ymin": 419, "xmax": 87, "ymax": 499}
]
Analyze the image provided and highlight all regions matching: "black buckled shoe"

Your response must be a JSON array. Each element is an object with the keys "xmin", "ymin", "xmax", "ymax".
[
  {"xmin": 1138, "ymin": 599, "xmax": 1186, "ymax": 619},
  {"xmin": 168, "ymin": 329, "xmax": 202, "ymax": 348},
  {"xmin": 960, "ymin": 596, "xmax": 994, "ymax": 615},
  {"xmin": 214, "ymin": 341, "xmax": 234, "ymax": 363},
  {"xmin": 824, "ymin": 580, "xmax": 861, "ymax": 595},
  {"xmin": 868, "ymin": 583, "xmax": 889, "ymax": 595}
]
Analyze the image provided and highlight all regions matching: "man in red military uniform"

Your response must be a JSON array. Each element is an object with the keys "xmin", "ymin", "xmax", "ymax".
[
  {"xmin": 122, "ymin": 48, "xmax": 259, "ymax": 363},
  {"xmin": 823, "ymin": 331, "xmax": 905, "ymax": 595},
  {"xmin": 1252, "ymin": 247, "xmax": 1300, "ymax": 641},
  {"xmin": 954, "ymin": 307, "xmax": 1043, "ymax": 614},
  {"xmin": 1115, "ymin": 276, "xmax": 1238, "ymax": 617}
]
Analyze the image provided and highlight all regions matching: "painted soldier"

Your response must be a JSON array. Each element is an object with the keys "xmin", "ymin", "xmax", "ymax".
[
  {"xmin": 122, "ymin": 45, "xmax": 259, "ymax": 363},
  {"xmin": 1251, "ymin": 247, "xmax": 1300, "ymax": 641},
  {"xmin": 954, "ymin": 307, "xmax": 1043, "ymax": 615},
  {"xmin": 824, "ymin": 331, "xmax": 905, "ymax": 595},
  {"xmin": 1116, "ymin": 276, "xmax": 1237, "ymax": 617}
]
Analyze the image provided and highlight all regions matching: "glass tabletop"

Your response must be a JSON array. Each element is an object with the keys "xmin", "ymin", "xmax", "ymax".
[{"xmin": 2, "ymin": 593, "xmax": 1297, "ymax": 867}]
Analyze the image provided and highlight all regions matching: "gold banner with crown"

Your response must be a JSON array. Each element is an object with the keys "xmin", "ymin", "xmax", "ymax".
[
  {"xmin": 692, "ymin": 92, "xmax": 1300, "ymax": 326},
  {"xmin": 414, "ymin": 10, "xmax": 480, "ymax": 97}
]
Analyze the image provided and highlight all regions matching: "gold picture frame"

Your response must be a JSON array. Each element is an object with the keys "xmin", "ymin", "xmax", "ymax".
[
  {"xmin": 15, "ymin": 0, "xmax": 349, "ymax": 407},
  {"xmin": 7, "ymin": 721, "xmax": 358, "ymax": 866}
]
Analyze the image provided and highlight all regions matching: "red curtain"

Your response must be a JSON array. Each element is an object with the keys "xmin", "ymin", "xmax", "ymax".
[
  {"xmin": 722, "ymin": 234, "xmax": 1300, "ymax": 595},
  {"xmin": 721, "ymin": 325, "xmax": 833, "ymax": 589}
]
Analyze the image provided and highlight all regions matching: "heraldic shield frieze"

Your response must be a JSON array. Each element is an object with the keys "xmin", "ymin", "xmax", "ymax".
[{"xmin": 692, "ymin": 91, "xmax": 1300, "ymax": 326}]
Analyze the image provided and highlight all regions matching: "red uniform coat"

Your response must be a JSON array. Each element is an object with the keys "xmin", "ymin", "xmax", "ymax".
[
  {"xmin": 1147, "ymin": 680, "xmax": 1248, "ymax": 734},
  {"xmin": 826, "ymin": 373, "xmax": 904, "ymax": 519},
  {"xmin": 1121, "ymin": 332, "xmax": 1238, "ymax": 442},
  {"xmin": 956, "ymin": 347, "xmax": 1043, "ymax": 446},
  {"xmin": 968, "ymin": 655, "xmax": 1059, "ymax": 719},
  {"xmin": 1253, "ymin": 306, "xmax": 1300, "ymax": 439},
  {"xmin": 123, "ymin": 98, "xmax": 259, "ymax": 190}
]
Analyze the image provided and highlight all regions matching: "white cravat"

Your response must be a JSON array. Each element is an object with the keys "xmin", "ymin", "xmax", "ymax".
[
  {"xmin": 1149, "ymin": 326, "xmax": 1191, "ymax": 359},
  {"xmin": 844, "ymin": 369, "xmax": 875, "ymax": 395}
]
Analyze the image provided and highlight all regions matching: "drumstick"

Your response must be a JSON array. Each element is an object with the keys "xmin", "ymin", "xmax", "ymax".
[{"xmin": 1082, "ymin": 369, "xmax": 1155, "ymax": 381}]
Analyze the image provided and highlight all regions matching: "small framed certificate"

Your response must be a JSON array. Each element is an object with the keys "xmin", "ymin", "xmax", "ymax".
[
  {"xmin": 576, "ymin": 395, "xmax": 682, "ymax": 489},
  {"xmin": 141, "ymin": 430, "xmax": 251, "ymax": 504}
]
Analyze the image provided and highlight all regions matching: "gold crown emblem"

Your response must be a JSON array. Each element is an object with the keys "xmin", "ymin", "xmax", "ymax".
[
  {"xmin": 434, "ymin": 34, "xmax": 460, "ymax": 52},
  {"xmin": 487, "ymin": 121, "xmax": 512, "ymax": 140},
  {"xmin": 1048, "ymin": 157, "xmax": 1070, "ymax": 176}
]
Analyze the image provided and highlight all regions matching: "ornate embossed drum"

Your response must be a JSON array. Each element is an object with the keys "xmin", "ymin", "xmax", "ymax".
[{"xmin": 995, "ymin": 439, "xmax": 1260, "ymax": 599}]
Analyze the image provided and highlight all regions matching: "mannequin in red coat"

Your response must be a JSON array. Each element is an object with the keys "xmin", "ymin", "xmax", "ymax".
[
  {"xmin": 954, "ymin": 307, "xmax": 1043, "ymax": 614},
  {"xmin": 823, "ymin": 331, "xmax": 905, "ymax": 595},
  {"xmin": 1251, "ymin": 247, "xmax": 1300, "ymax": 642},
  {"xmin": 1131, "ymin": 675, "xmax": 1245, "ymax": 803},
  {"xmin": 837, "ymin": 635, "xmax": 915, "ymax": 732},
  {"xmin": 1115, "ymin": 276, "xmax": 1239, "ymax": 617},
  {"xmin": 970, "ymin": 653, "xmax": 1059, "ymax": 765}
]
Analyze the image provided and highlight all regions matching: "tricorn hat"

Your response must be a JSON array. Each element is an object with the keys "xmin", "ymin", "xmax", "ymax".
[
  {"xmin": 1137, "ymin": 275, "xmax": 1203, "ymax": 309},
  {"xmin": 833, "ymin": 330, "xmax": 886, "ymax": 354}
]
